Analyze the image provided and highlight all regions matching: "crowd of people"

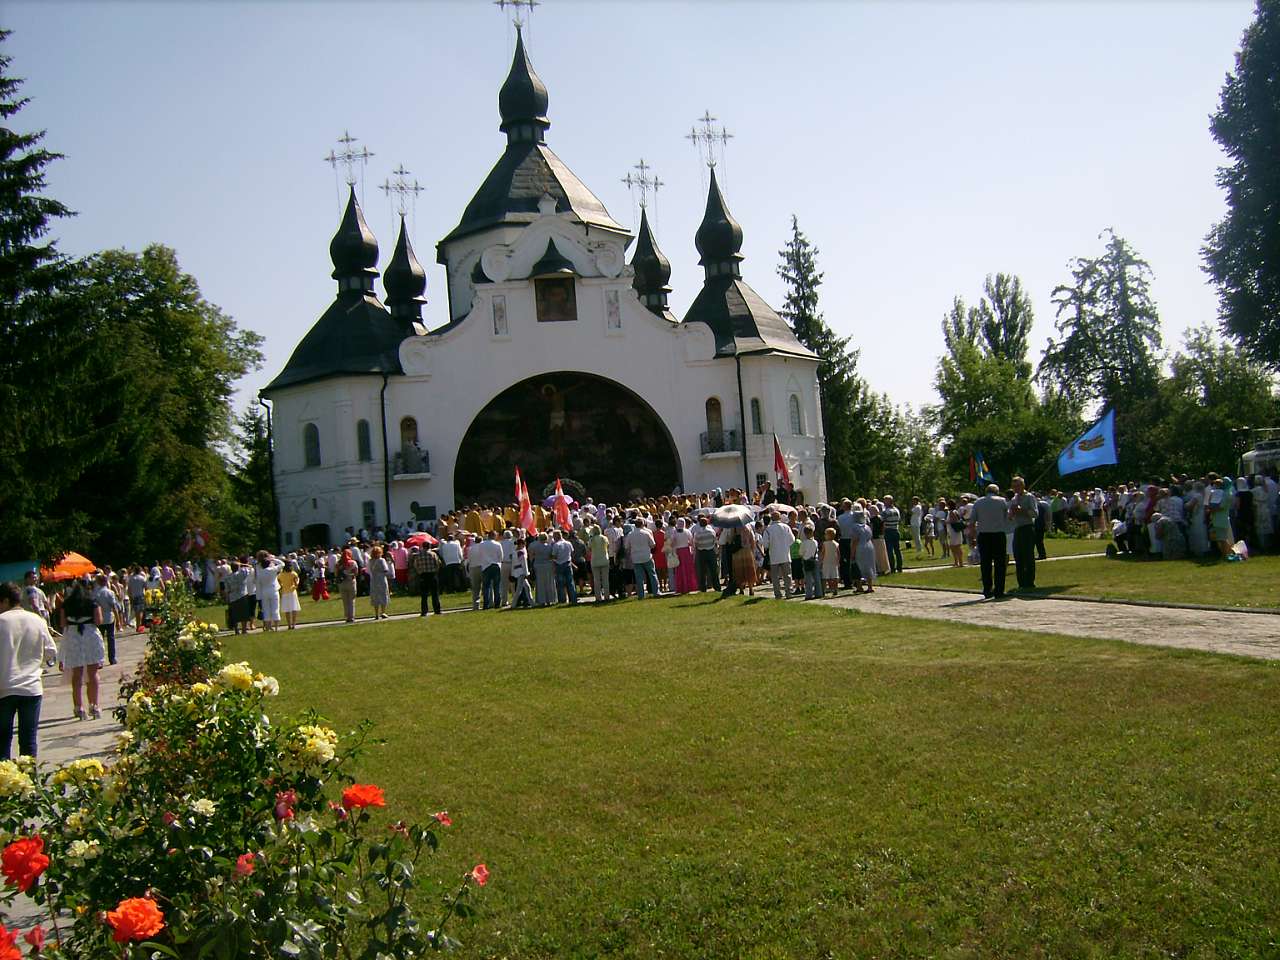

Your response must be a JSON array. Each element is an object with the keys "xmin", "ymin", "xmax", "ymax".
[{"xmin": 4, "ymin": 467, "xmax": 1275, "ymax": 762}]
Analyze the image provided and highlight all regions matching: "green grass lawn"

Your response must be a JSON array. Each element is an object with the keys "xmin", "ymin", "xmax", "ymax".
[
  {"xmin": 900, "ymin": 553, "xmax": 1280, "ymax": 609},
  {"xmin": 904, "ymin": 536, "xmax": 1102, "ymax": 569},
  {"xmin": 225, "ymin": 598, "xmax": 1280, "ymax": 958}
]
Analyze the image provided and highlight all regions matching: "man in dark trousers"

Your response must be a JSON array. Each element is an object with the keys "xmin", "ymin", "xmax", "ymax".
[
  {"xmin": 971, "ymin": 483, "xmax": 1010, "ymax": 600},
  {"xmin": 410, "ymin": 544, "xmax": 442, "ymax": 616},
  {"xmin": 1009, "ymin": 476, "xmax": 1039, "ymax": 591}
]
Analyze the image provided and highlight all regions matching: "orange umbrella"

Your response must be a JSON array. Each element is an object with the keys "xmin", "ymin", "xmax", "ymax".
[{"xmin": 40, "ymin": 551, "xmax": 97, "ymax": 582}]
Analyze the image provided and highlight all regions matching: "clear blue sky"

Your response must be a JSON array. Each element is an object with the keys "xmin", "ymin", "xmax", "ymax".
[{"xmin": 7, "ymin": 1, "xmax": 1256, "ymax": 414}]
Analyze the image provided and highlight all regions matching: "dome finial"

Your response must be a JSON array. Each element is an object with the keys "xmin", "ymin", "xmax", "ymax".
[
  {"xmin": 384, "ymin": 215, "xmax": 427, "ymax": 323},
  {"xmin": 330, "ymin": 185, "xmax": 379, "ymax": 292},
  {"xmin": 498, "ymin": 27, "xmax": 550, "ymax": 145},
  {"xmin": 694, "ymin": 167, "xmax": 743, "ymax": 280},
  {"xmin": 631, "ymin": 208, "xmax": 672, "ymax": 313}
]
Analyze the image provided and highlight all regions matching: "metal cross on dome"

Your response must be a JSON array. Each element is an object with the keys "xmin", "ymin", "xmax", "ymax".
[
  {"xmin": 621, "ymin": 158, "xmax": 663, "ymax": 210},
  {"xmin": 685, "ymin": 110, "xmax": 733, "ymax": 169},
  {"xmin": 323, "ymin": 130, "xmax": 375, "ymax": 187},
  {"xmin": 494, "ymin": 0, "xmax": 539, "ymax": 29},
  {"xmin": 380, "ymin": 164, "xmax": 424, "ymax": 217}
]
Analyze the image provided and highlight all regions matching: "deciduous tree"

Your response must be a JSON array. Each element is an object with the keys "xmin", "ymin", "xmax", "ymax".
[{"xmin": 1203, "ymin": 0, "xmax": 1280, "ymax": 365}]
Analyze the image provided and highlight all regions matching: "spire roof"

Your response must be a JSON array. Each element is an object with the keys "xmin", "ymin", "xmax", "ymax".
[
  {"xmin": 631, "ymin": 208, "xmax": 672, "ymax": 313},
  {"xmin": 694, "ymin": 167, "xmax": 744, "ymax": 275},
  {"xmin": 438, "ymin": 31, "xmax": 624, "ymax": 255},
  {"xmin": 682, "ymin": 171, "xmax": 816, "ymax": 360},
  {"xmin": 329, "ymin": 185, "xmax": 379, "ymax": 283},
  {"xmin": 262, "ymin": 193, "xmax": 405, "ymax": 393},
  {"xmin": 383, "ymin": 216, "xmax": 427, "ymax": 325},
  {"xmin": 498, "ymin": 27, "xmax": 550, "ymax": 144}
]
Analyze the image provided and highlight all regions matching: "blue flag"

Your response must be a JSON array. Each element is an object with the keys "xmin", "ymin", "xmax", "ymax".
[{"xmin": 1058, "ymin": 409, "xmax": 1118, "ymax": 476}]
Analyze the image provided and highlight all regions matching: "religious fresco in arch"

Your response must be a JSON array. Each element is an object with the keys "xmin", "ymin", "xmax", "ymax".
[{"xmin": 453, "ymin": 373, "xmax": 680, "ymax": 506}]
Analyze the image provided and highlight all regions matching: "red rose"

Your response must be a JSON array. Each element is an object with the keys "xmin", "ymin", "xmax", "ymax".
[
  {"xmin": 274, "ymin": 789, "xmax": 297, "ymax": 821},
  {"xmin": 0, "ymin": 924, "xmax": 20, "ymax": 960},
  {"xmin": 23, "ymin": 925, "xmax": 44, "ymax": 951},
  {"xmin": 340, "ymin": 784, "xmax": 385, "ymax": 810},
  {"xmin": 469, "ymin": 863, "xmax": 490, "ymax": 887},
  {"xmin": 105, "ymin": 896, "xmax": 165, "ymax": 943},
  {"xmin": 234, "ymin": 853, "xmax": 255, "ymax": 877},
  {"xmin": 1, "ymin": 837, "xmax": 49, "ymax": 892},
  {"xmin": 433, "ymin": 811, "xmax": 453, "ymax": 827}
]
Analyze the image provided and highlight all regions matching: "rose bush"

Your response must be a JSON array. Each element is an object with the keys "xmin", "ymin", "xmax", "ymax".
[{"xmin": 0, "ymin": 587, "xmax": 486, "ymax": 957}]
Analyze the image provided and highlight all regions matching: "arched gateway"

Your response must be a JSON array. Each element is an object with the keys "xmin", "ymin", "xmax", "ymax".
[{"xmin": 454, "ymin": 372, "xmax": 682, "ymax": 505}]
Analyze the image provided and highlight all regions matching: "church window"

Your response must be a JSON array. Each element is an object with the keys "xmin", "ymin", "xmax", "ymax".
[
  {"xmin": 361, "ymin": 500, "xmax": 377, "ymax": 530},
  {"xmin": 303, "ymin": 423, "xmax": 321, "ymax": 468},
  {"xmin": 705, "ymin": 397, "xmax": 723, "ymax": 439},
  {"xmin": 535, "ymin": 277, "xmax": 577, "ymax": 322},
  {"xmin": 400, "ymin": 416, "xmax": 419, "ymax": 447},
  {"xmin": 750, "ymin": 398, "xmax": 762, "ymax": 434},
  {"xmin": 492, "ymin": 295, "xmax": 508, "ymax": 336},
  {"xmin": 356, "ymin": 419, "xmax": 372, "ymax": 462},
  {"xmin": 788, "ymin": 394, "xmax": 804, "ymax": 435}
]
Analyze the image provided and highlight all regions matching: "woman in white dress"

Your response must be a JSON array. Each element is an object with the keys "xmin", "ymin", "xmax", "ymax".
[{"xmin": 59, "ymin": 578, "xmax": 105, "ymax": 721}]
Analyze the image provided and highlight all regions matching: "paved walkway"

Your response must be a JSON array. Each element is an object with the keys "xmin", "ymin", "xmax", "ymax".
[{"xmin": 817, "ymin": 586, "xmax": 1280, "ymax": 660}]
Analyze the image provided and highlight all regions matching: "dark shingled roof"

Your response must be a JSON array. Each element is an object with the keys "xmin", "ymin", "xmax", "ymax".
[
  {"xmin": 263, "ymin": 294, "xmax": 405, "ymax": 392},
  {"xmin": 683, "ymin": 277, "xmax": 817, "ymax": 359},
  {"xmin": 438, "ymin": 141, "xmax": 624, "ymax": 251}
]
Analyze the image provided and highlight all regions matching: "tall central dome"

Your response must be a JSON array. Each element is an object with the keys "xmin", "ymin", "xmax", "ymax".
[{"xmin": 437, "ymin": 28, "xmax": 625, "ymax": 259}]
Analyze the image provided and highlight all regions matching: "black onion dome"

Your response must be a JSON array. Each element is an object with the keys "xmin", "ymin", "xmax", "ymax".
[
  {"xmin": 694, "ymin": 167, "xmax": 743, "ymax": 269},
  {"xmin": 631, "ymin": 208, "xmax": 671, "ymax": 296},
  {"xmin": 330, "ymin": 185, "xmax": 379, "ymax": 281},
  {"xmin": 499, "ymin": 28, "xmax": 550, "ymax": 137},
  {"xmin": 384, "ymin": 216, "xmax": 427, "ymax": 308},
  {"xmin": 529, "ymin": 238, "xmax": 576, "ymax": 277}
]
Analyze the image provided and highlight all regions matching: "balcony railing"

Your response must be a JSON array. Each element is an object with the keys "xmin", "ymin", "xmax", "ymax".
[
  {"xmin": 391, "ymin": 445, "xmax": 430, "ymax": 476},
  {"xmin": 700, "ymin": 430, "xmax": 742, "ymax": 455}
]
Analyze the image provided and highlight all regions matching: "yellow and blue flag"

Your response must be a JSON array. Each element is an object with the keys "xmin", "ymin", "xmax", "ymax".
[
  {"xmin": 969, "ymin": 451, "xmax": 994, "ymax": 485},
  {"xmin": 1058, "ymin": 409, "xmax": 1118, "ymax": 476}
]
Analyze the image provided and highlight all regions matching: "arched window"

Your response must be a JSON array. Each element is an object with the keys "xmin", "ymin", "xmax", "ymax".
[
  {"xmin": 750, "ymin": 398, "xmax": 763, "ymax": 435},
  {"xmin": 356, "ymin": 419, "xmax": 372, "ymax": 462},
  {"xmin": 788, "ymin": 394, "xmax": 803, "ymax": 435},
  {"xmin": 705, "ymin": 398, "xmax": 723, "ymax": 438},
  {"xmin": 303, "ymin": 423, "xmax": 321, "ymax": 468},
  {"xmin": 400, "ymin": 416, "xmax": 418, "ymax": 448}
]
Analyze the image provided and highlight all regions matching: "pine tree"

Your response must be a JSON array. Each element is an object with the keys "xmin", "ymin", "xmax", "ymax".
[
  {"xmin": 777, "ymin": 216, "xmax": 866, "ymax": 497},
  {"xmin": 0, "ymin": 32, "xmax": 109, "ymax": 561}
]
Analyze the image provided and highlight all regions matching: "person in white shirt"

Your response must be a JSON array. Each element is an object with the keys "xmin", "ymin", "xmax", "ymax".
[
  {"xmin": 625, "ymin": 523, "xmax": 659, "ymax": 599},
  {"xmin": 0, "ymin": 581, "xmax": 59, "ymax": 759},
  {"xmin": 909, "ymin": 498, "xmax": 924, "ymax": 553},
  {"xmin": 761, "ymin": 512, "xmax": 796, "ymax": 599},
  {"xmin": 254, "ymin": 551, "xmax": 286, "ymax": 631},
  {"xmin": 799, "ymin": 523, "xmax": 822, "ymax": 599}
]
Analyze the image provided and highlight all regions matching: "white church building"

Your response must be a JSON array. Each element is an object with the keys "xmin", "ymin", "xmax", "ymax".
[{"xmin": 262, "ymin": 31, "xmax": 825, "ymax": 548}]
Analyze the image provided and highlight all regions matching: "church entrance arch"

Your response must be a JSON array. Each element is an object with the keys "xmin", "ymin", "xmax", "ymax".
[{"xmin": 453, "ymin": 372, "xmax": 682, "ymax": 506}]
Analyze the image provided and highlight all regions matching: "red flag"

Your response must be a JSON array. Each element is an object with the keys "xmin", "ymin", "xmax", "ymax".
[
  {"xmin": 772, "ymin": 434, "xmax": 791, "ymax": 485},
  {"xmin": 519, "ymin": 481, "xmax": 536, "ymax": 536},
  {"xmin": 514, "ymin": 466, "xmax": 524, "ymax": 506},
  {"xmin": 554, "ymin": 477, "xmax": 572, "ymax": 530}
]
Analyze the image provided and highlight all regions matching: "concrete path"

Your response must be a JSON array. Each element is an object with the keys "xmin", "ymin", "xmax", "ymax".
[{"xmin": 817, "ymin": 586, "xmax": 1280, "ymax": 660}]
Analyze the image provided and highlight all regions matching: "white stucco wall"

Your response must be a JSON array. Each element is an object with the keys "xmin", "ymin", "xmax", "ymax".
[{"xmin": 267, "ymin": 207, "xmax": 827, "ymax": 548}]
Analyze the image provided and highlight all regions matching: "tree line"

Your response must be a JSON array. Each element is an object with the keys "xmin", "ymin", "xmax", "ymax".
[{"xmin": 0, "ymin": 33, "xmax": 273, "ymax": 565}]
